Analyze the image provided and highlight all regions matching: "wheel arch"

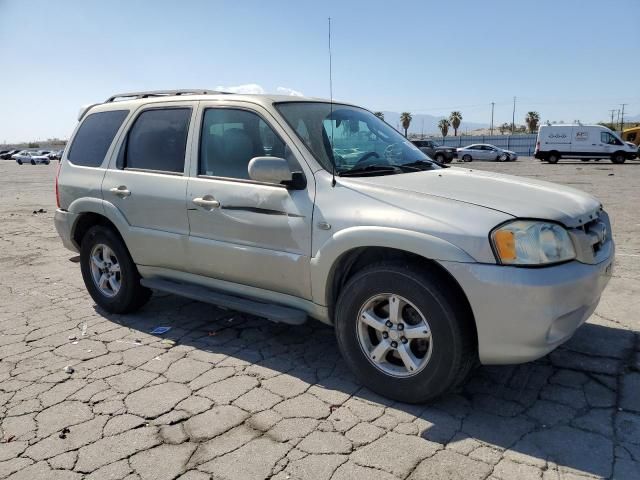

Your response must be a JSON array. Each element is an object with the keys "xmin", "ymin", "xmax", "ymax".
[
  {"xmin": 68, "ymin": 198, "xmax": 131, "ymax": 250},
  {"xmin": 324, "ymin": 245, "xmax": 478, "ymax": 351},
  {"xmin": 72, "ymin": 211, "xmax": 125, "ymax": 249}
]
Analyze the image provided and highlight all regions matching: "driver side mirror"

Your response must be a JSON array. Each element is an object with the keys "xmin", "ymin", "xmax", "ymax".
[{"xmin": 248, "ymin": 157, "xmax": 306, "ymax": 189}]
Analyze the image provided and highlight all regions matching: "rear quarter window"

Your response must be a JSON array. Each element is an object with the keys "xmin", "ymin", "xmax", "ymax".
[{"xmin": 67, "ymin": 110, "xmax": 129, "ymax": 167}]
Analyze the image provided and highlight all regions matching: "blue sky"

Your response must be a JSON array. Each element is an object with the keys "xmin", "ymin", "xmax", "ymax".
[{"xmin": 1, "ymin": 0, "xmax": 639, "ymax": 142}]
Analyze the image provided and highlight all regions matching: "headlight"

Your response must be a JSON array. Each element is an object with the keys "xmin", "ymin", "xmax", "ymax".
[{"xmin": 491, "ymin": 220, "xmax": 576, "ymax": 265}]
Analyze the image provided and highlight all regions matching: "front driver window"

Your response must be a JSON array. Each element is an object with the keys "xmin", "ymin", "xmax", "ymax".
[
  {"xmin": 199, "ymin": 108, "xmax": 290, "ymax": 179},
  {"xmin": 601, "ymin": 132, "xmax": 621, "ymax": 145}
]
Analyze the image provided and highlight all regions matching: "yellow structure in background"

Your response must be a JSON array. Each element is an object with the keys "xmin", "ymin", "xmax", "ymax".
[{"xmin": 622, "ymin": 126, "xmax": 640, "ymax": 146}]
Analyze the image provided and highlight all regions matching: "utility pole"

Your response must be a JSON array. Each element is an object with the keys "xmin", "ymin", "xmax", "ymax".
[
  {"xmin": 616, "ymin": 110, "xmax": 621, "ymax": 130},
  {"xmin": 620, "ymin": 104, "xmax": 627, "ymax": 133},
  {"xmin": 490, "ymin": 102, "xmax": 495, "ymax": 135},
  {"xmin": 609, "ymin": 109, "xmax": 616, "ymax": 128},
  {"xmin": 511, "ymin": 96, "xmax": 516, "ymax": 134}
]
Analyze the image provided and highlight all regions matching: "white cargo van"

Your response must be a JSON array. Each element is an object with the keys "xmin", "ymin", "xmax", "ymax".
[{"xmin": 535, "ymin": 124, "xmax": 638, "ymax": 164}]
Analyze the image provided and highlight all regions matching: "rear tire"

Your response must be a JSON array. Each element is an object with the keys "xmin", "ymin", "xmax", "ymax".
[
  {"xmin": 611, "ymin": 152, "xmax": 626, "ymax": 164},
  {"xmin": 462, "ymin": 154, "xmax": 472, "ymax": 162},
  {"xmin": 547, "ymin": 152, "xmax": 560, "ymax": 164},
  {"xmin": 334, "ymin": 262, "xmax": 475, "ymax": 403},
  {"xmin": 435, "ymin": 154, "xmax": 445, "ymax": 163},
  {"xmin": 17, "ymin": 160, "xmax": 22, "ymax": 165},
  {"xmin": 80, "ymin": 225, "xmax": 151, "ymax": 314},
  {"xmin": 30, "ymin": 160, "xmax": 35, "ymax": 165}
]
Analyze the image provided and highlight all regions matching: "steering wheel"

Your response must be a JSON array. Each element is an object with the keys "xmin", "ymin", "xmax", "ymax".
[
  {"xmin": 384, "ymin": 143, "xmax": 403, "ymax": 162},
  {"xmin": 352, "ymin": 151, "xmax": 381, "ymax": 168}
]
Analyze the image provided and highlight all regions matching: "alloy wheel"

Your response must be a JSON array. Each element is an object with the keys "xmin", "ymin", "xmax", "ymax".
[
  {"xmin": 89, "ymin": 243, "xmax": 121, "ymax": 298},
  {"xmin": 356, "ymin": 293, "xmax": 433, "ymax": 377}
]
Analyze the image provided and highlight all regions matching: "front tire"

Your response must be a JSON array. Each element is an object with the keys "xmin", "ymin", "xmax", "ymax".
[
  {"xmin": 435, "ymin": 153, "xmax": 445, "ymax": 163},
  {"xmin": 80, "ymin": 226, "xmax": 151, "ymax": 314},
  {"xmin": 462, "ymin": 154, "xmax": 472, "ymax": 162},
  {"xmin": 334, "ymin": 262, "xmax": 475, "ymax": 403},
  {"xmin": 30, "ymin": 160, "xmax": 35, "ymax": 165},
  {"xmin": 611, "ymin": 152, "xmax": 626, "ymax": 164}
]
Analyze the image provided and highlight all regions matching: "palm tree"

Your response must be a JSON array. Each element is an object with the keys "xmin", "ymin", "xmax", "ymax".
[
  {"xmin": 400, "ymin": 112, "xmax": 412, "ymax": 138},
  {"xmin": 449, "ymin": 111, "xmax": 462, "ymax": 136},
  {"xmin": 373, "ymin": 112, "xmax": 385, "ymax": 121},
  {"xmin": 499, "ymin": 122, "xmax": 510, "ymax": 135},
  {"xmin": 438, "ymin": 118, "xmax": 450, "ymax": 137},
  {"xmin": 525, "ymin": 111, "xmax": 540, "ymax": 133}
]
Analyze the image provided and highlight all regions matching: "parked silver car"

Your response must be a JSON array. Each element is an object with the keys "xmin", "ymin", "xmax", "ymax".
[
  {"xmin": 456, "ymin": 144, "xmax": 517, "ymax": 162},
  {"xmin": 12, "ymin": 150, "xmax": 51, "ymax": 165},
  {"xmin": 54, "ymin": 90, "xmax": 613, "ymax": 402}
]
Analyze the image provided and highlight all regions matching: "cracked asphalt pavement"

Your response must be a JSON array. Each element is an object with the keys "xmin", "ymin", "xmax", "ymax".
[{"xmin": 0, "ymin": 158, "xmax": 639, "ymax": 479}]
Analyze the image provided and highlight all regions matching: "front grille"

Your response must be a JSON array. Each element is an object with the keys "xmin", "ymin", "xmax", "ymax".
[{"xmin": 581, "ymin": 216, "xmax": 607, "ymax": 255}]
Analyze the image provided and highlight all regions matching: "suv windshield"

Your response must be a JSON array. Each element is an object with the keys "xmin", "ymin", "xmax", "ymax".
[{"xmin": 276, "ymin": 102, "xmax": 438, "ymax": 175}]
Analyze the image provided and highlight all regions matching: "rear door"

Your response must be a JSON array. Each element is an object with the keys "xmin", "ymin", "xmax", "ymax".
[{"xmin": 102, "ymin": 102, "xmax": 196, "ymax": 270}]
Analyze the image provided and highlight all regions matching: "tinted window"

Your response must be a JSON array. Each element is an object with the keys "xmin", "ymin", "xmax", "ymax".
[
  {"xmin": 125, "ymin": 108, "xmax": 191, "ymax": 173},
  {"xmin": 68, "ymin": 110, "xmax": 128, "ymax": 167},
  {"xmin": 199, "ymin": 108, "xmax": 287, "ymax": 179},
  {"xmin": 601, "ymin": 132, "xmax": 622, "ymax": 145}
]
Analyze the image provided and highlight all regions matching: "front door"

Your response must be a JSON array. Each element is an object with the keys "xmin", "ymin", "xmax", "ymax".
[
  {"xmin": 102, "ymin": 103, "xmax": 196, "ymax": 270},
  {"xmin": 186, "ymin": 104, "xmax": 314, "ymax": 299}
]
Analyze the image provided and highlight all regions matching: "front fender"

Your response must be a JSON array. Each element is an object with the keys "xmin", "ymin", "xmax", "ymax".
[{"xmin": 310, "ymin": 226, "xmax": 475, "ymax": 305}]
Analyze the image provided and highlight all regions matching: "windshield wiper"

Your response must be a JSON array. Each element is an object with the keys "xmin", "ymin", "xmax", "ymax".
[
  {"xmin": 338, "ymin": 164, "xmax": 402, "ymax": 177},
  {"xmin": 404, "ymin": 159, "xmax": 447, "ymax": 169}
]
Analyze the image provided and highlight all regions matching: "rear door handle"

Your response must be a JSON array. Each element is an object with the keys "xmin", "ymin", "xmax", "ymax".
[
  {"xmin": 109, "ymin": 186, "xmax": 131, "ymax": 198},
  {"xmin": 193, "ymin": 195, "xmax": 221, "ymax": 209}
]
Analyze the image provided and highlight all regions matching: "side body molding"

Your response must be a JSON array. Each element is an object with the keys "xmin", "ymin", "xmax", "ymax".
[{"xmin": 310, "ymin": 226, "xmax": 476, "ymax": 305}]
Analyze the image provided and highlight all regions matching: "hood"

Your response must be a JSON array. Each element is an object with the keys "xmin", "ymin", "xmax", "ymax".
[{"xmin": 344, "ymin": 167, "xmax": 601, "ymax": 228}]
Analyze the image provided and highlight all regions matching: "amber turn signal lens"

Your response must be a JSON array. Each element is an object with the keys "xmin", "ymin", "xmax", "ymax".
[{"xmin": 494, "ymin": 230, "xmax": 516, "ymax": 261}]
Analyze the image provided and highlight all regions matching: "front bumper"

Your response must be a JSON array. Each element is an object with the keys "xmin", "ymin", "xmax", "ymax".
[
  {"xmin": 440, "ymin": 245, "xmax": 614, "ymax": 364},
  {"xmin": 54, "ymin": 208, "xmax": 79, "ymax": 253}
]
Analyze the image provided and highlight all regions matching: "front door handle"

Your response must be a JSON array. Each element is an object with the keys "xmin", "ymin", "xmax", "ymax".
[
  {"xmin": 193, "ymin": 195, "xmax": 221, "ymax": 210},
  {"xmin": 109, "ymin": 186, "xmax": 131, "ymax": 198}
]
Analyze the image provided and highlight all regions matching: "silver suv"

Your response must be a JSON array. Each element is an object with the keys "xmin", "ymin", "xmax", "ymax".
[{"xmin": 55, "ymin": 89, "xmax": 614, "ymax": 402}]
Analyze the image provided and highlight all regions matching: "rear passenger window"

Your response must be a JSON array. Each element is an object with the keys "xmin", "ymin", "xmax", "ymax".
[
  {"xmin": 68, "ymin": 110, "xmax": 128, "ymax": 167},
  {"xmin": 124, "ymin": 108, "xmax": 191, "ymax": 173}
]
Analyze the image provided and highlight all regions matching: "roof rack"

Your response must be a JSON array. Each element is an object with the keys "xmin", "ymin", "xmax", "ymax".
[{"xmin": 105, "ymin": 89, "xmax": 228, "ymax": 103}]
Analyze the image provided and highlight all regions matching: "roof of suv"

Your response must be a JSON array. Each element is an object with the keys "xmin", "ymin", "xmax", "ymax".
[{"xmin": 80, "ymin": 90, "xmax": 350, "ymax": 120}]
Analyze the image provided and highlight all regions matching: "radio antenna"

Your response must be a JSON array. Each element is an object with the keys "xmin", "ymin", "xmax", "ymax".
[{"xmin": 328, "ymin": 17, "xmax": 336, "ymax": 187}]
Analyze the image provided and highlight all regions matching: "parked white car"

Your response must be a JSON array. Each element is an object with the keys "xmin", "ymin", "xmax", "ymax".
[
  {"xmin": 13, "ymin": 150, "xmax": 51, "ymax": 165},
  {"xmin": 535, "ymin": 124, "xmax": 638, "ymax": 164},
  {"xmin": 456, "ymin": 144, "xmax": 517, "ymax": 162}
]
